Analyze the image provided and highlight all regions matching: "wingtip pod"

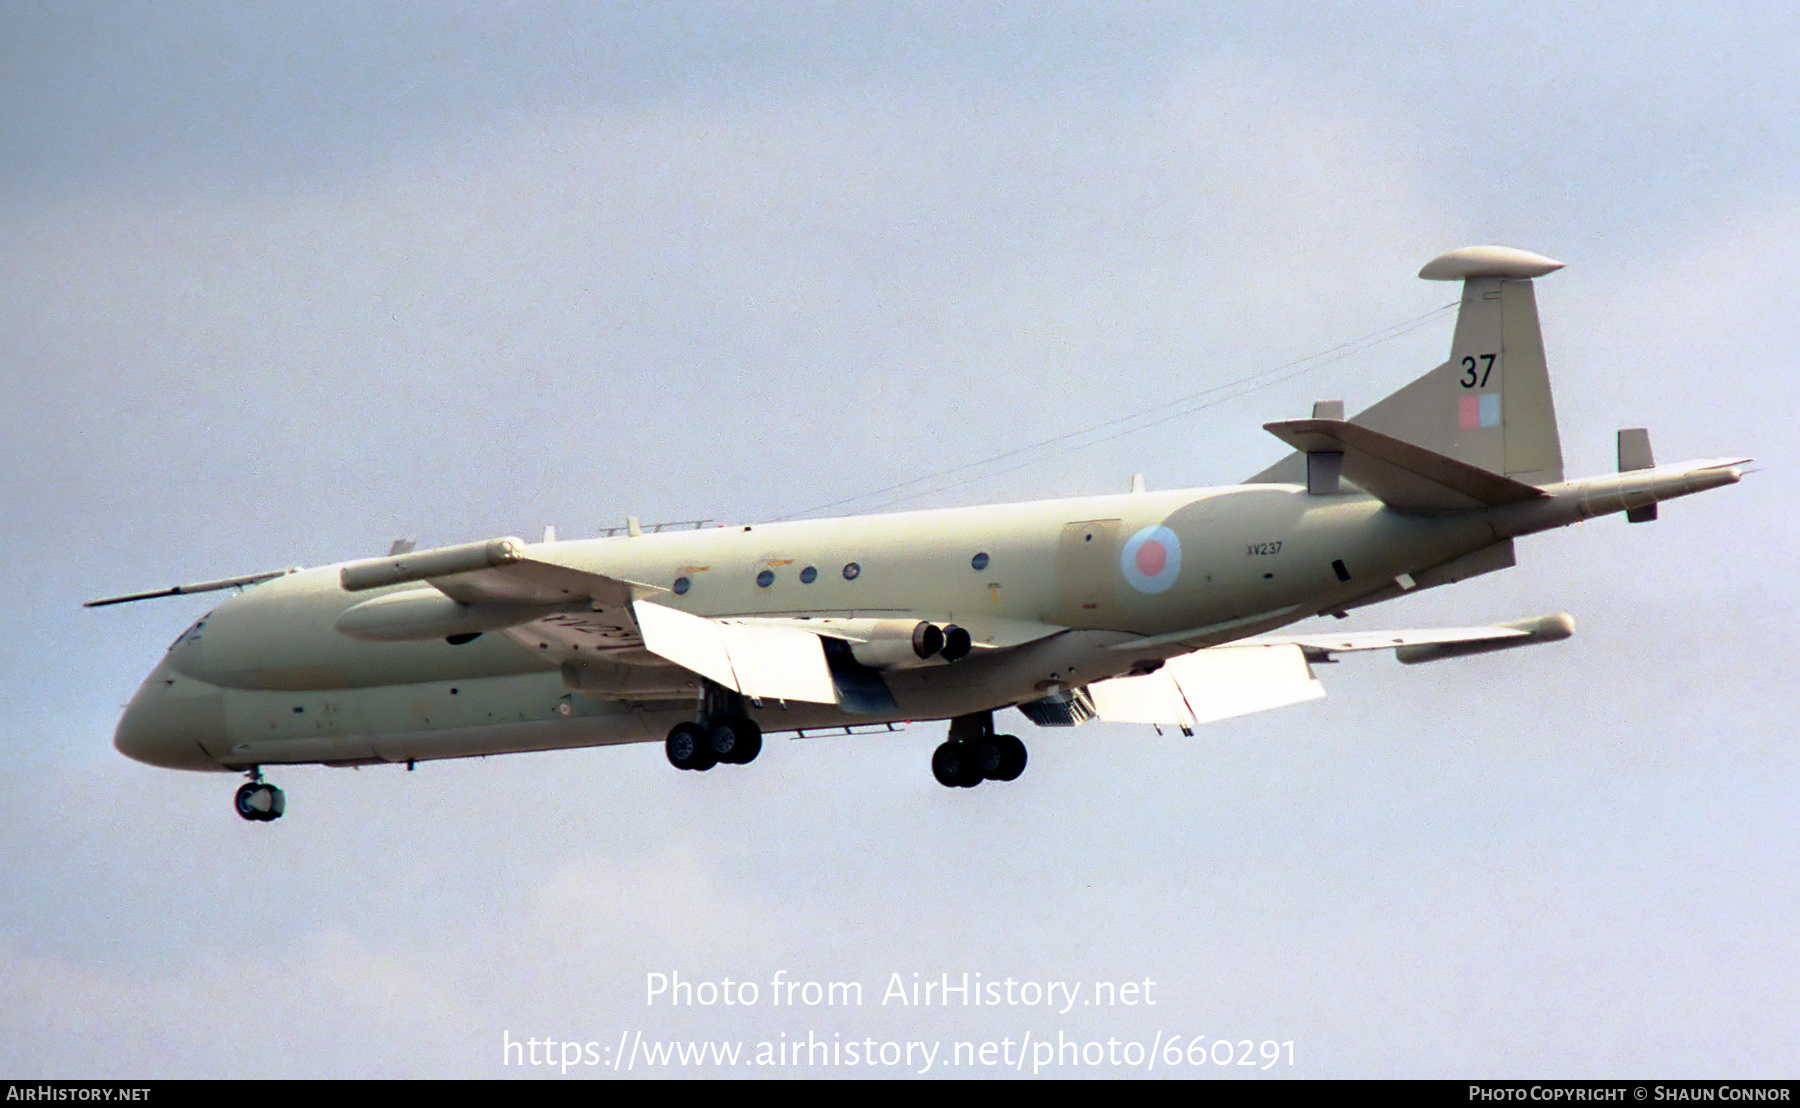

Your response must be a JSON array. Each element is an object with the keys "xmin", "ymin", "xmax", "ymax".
[
  {"xmin": 339, "ymin": 537, "xmax": 523, "ymax": 592},
  {"xmin": 1419, "ymin": 245, "xmax": 1565, "ymax": 281},
  {"xmin": 1395, "ymin": 612, "xmax": 1574, "ymax": 665}
]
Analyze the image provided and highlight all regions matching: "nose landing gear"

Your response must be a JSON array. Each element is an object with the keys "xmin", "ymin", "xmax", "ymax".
[{"xmin": 233, "ymin": 768, "xmax": 285, "ymax": 822}]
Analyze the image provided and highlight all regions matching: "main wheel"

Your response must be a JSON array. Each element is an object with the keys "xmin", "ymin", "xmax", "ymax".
[
  {"xmin": 710, "ymin": 717, "xmax": 762, "ymax": 765},
  {"xmin": 665, "ymin": 722, "xmax": 716, "ymax": 771},
  {"xmin": 972, "ymin": 737, "xmax": 1005, "ymax": 779},
  {"xmin": 992, "ymin": 734, "xmax": 1027, "ymax": 782},
  {"xmin": 931, "ymin": 740, "xmax": 982, "ymax": 788}
]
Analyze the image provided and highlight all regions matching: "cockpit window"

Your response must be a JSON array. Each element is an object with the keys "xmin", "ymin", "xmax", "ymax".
[{"xmin": 167, "ymin": 614, "xmax": 210, "ymax": 652}]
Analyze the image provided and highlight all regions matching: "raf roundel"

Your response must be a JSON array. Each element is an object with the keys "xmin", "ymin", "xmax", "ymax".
[{"xmin": 1120, "ymin": 524, "xmax": 1182, "ymax": 594}]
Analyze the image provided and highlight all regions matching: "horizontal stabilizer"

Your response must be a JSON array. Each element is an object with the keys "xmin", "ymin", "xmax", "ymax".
[
  {"xmin": 632, "ymin": 601, "xmax": 839, "ymax": 704},
  {"xmin": 1086, "ymin": 644, "xmax": 1325, "ymax": 729},
  {"xmin": 1265, "ymin": 418, "xmax": 1547, "ymax": 513}
]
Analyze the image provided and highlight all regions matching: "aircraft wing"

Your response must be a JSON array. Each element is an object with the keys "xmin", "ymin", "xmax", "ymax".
[
  {"xmin": 1084, "ymin": 613, "xmax": 1574, "ymax": 728},
  {"xmin": 336, "ymin": 538, "xmax": 839, "ymax": 703}
]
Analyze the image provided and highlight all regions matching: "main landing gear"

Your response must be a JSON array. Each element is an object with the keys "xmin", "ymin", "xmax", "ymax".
[
  {"xmin": 665, "ymin": 684, "xmax": 763, "ymax": 772},
  {"xmin": 932, "ymin": 711, "xmax": 1027, "ymax": 789},
  {"xmin": 234, "ymin": 768, "xmax": 285, "ymax": 822}
]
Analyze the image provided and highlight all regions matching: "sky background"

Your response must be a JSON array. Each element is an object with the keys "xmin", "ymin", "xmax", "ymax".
[{"xmin": 2, "ymin": 1, "xmax": 1795, "ymax": 1079}]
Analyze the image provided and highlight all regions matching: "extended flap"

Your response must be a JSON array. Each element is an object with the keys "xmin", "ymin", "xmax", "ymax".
[
  {"xmin": 1086, "ymin": 644, "xmax": 1325, "ymax": 728},
  {"xmin": 632, "ymin": 601, "xmax": 839, "ymax": 704}
]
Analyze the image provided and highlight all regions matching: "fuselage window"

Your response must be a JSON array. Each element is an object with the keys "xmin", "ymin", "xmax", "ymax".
[
  {"xmin": 799, "ymin": 566, "xmax": 818, "ymax": 584},
  {"xmin": 672, "ymin": 576, "xmax": 691, "ymax": 596},
  {"xmin": 971, "ymin": 552, "xmax": 990, "ymax": 571},
  {"xmin": 756, "ymin": 569, "xmax": 775, "ymax": 588},
  {"xmin": 842, "ymin": 562, "xmax": 861, "ymax": 581}
]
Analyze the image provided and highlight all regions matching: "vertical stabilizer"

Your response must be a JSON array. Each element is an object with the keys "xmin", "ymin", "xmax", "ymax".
[{"xmin": 1250, "ymin": 245, "xmax": 1566, "ymax": 487}]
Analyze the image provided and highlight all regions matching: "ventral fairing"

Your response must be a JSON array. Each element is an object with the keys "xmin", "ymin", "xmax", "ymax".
[{"xmin": 90, "ymin": 247, "xmax": 1747, "ymax": 821}]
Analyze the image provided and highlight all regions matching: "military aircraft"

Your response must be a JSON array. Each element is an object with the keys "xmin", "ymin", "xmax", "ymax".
[{"xmin": 91, "ymin": 246, "xmax": 1746, "ymax": 821}]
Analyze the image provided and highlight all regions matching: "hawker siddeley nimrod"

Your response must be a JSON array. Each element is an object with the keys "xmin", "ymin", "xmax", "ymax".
[{"xmin": 92, "ymin": 247, "xmax": 1747, "ymax": 821}]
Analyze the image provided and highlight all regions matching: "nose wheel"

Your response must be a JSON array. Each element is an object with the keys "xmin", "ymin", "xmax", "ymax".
[{"xmin": 234, "ymin": 770, "xmax": 285, "ymax": 822}]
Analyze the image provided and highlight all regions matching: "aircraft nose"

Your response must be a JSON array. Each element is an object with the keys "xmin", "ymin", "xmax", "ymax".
[{"xmin": 114, "ymin": 667, "xmax": 228, "ymax": 772}]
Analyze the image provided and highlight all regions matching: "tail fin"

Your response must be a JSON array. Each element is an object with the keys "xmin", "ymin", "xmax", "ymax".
[{"xmin": 1250, "ymin": 245, "xmax": 1566, "ymax": 486}]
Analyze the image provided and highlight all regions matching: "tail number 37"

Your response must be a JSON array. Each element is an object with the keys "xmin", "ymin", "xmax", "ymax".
[{"xmin": 1460, "ymin": 353, "xmax": 1497, "ymax": 388}]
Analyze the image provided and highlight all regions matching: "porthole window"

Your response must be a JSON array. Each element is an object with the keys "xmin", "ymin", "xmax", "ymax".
[
  {"xmin": 971, "ymin": 552, "xmax": 990, "ymax": 571},
  {"xmin": 842, "ymin": 562, "xmax": 861, "ymax": 581},
  {"xmin": 672, "ymin": 576, "xmax": 691, "ymax": 596},
  {"xmin": 756, "ymin": 569, "xmax": 775, "ymax": 588},
  {"xmin": 799, "ymin": 566, "xmax": 818, "ymax": 584}
]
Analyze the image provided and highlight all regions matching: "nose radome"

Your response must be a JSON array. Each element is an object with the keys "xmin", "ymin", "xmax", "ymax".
[{"xmin": 114, "ymin": 668, "xmax": 229, "ymax": 772}]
